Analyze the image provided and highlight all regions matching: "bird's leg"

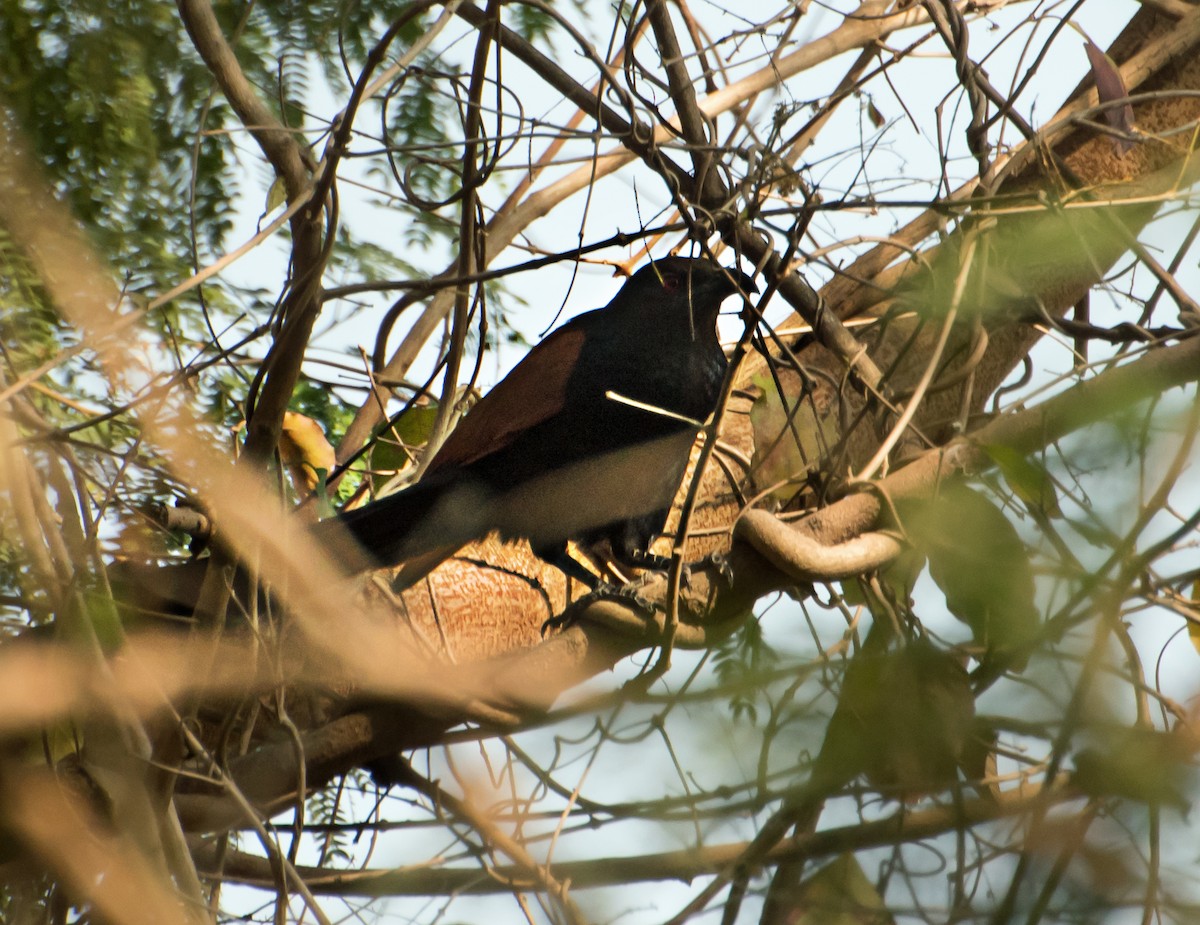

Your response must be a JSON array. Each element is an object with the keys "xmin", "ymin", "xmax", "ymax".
[
  {"xmin": 542, "ymin": 583, "xmax": 659, "ymax": 635},
  {"xmin": 533, "ymin": 540, "xmax": 604, "ymax": 591}
]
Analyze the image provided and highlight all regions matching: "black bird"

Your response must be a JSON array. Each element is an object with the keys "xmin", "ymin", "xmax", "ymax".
[
  {"xmin": 331, "ymin": 255, "xmax": 755, "ymax": 589},
  {"xmin": 114, "ymin": 256, "xmax": 754, "ymax": 618}
]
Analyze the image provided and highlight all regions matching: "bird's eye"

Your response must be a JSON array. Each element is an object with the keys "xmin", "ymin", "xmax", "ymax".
[{"xmin": 662, "ymin": 273, "xmax": 681, "ymax": 291}]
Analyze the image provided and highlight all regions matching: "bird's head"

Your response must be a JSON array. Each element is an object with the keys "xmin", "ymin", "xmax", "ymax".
[{"xmin": 613, "ymin": 255, "xmax": 757, "ymax": 327}]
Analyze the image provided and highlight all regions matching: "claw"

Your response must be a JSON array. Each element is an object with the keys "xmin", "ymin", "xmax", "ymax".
[
  {"xmin": 670, "ymin": 553, "xmax": 734, "ymax": 593},
  {"xmin": 622, "ymin": 548, "xmax": 672, "ymax": 572},
  {"xmin": 541, "ymin": 580, "xmax": 657, "ymax": 634},
  {"xmin": 705, "ymin": 551, "xmax": 735, "ymax": 586}
]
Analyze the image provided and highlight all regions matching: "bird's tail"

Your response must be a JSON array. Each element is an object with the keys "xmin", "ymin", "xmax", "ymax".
[
  {"xmin": 110, "ymin": 478, "xmax": 469, "ymax": 624},
  {"xmin": 319, "ymin": 475, "xmax": 479, "ymax": 572}
]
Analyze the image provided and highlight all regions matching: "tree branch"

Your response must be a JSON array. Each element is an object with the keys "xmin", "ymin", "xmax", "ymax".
[{"xmin": 203, "ymin": 787, "xmax": 1066, "ymax": 895}]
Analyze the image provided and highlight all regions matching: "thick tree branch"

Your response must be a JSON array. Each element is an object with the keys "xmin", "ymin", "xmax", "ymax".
[{"xmin": 735, "ymin": 511, "xmax": 903, "ymax": 582}]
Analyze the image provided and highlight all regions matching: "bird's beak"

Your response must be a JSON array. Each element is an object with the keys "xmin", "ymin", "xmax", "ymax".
[
  {"xmin": 720, "ymin": 266, "xmax": 758, "ymax": 298},
  {"xmin": 726, "ymin": 268, "xmax": 759, "ymax": 325}
]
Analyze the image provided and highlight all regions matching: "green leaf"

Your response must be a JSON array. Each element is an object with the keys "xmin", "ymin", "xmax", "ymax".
[
  {"xmin": 982, "ymin": 443, "xmax": 1060, "ymax": 517},
  {"xmin": 792, "ymin": 854, "xmax": 895, "ymax": 924},
  {"xmin": 876, "ymin": 546, "xmax": 926, "ymax": 612},
  {"xmin": 815, "ymin": 639, "xmax": 974, "ymax": 797},
  {"xmin": 840, "ymin": 579, "xmax": 868, "ymax": 607},
  {"xmin": 749, "ymin": 370, "xmax": 836, "ymax": 504},
  {"xmin": 1072, "ymin": 727, "xmax": 1191, "ymax": 813},
  {"xmin": 368, "ymin": 403, "xmax": 440, "ymax": 493},
  {"xmin": 265, "ymin": 175, "xmax": 288, "ymax": 213},
  {"xmin": 1188, "ymin": 579, "xmax": 1200, "ymax": 657},
  {"xmin": 902, "ymin": 484, "xmax": 1040, "ymax": 668},
  {"xmin": 898, "ymin": 193, "xmax": 1133, "ymax": 320}
]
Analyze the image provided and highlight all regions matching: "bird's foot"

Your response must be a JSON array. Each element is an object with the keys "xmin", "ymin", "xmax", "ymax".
[
  {"xmin": 699, "ymin": 551, "xmax": 735, "ymax": 586},
  {"xmin": 662, "ymin": 553, "xmax": 733, "ymax": 594},
  {"xmin": 541, "ymin": 580, "xmax": 657, "ymax": 635},
  {"xmin": 616, "ymin": 550, "xmax": 734, "ymax": 591}
]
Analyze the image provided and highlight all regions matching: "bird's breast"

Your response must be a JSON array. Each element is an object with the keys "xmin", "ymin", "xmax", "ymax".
[
  {"xmin": 606, "ymin": 341, "xmax": 726, "ymax": 427},
  {"xmin": 485, "ymin": 430, "xmax": 702, "ymax": 547}
]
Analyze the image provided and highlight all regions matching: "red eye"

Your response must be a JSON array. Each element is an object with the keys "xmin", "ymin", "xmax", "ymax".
[{"xmin": 662, "ymin": 274, "xmax": 681, "ymax": 291}]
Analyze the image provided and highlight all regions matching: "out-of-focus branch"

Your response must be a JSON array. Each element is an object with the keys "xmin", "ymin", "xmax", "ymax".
[
  {"xmin": 0, "ymin": 764, "xmax": 210, "ymax": 925},
  {"xmin": 203, "ymin": 787, "xmax": 1064, "ymax": 895}
]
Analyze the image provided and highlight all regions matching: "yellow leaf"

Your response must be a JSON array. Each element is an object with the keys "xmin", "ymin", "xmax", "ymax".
[
  {"xmin": 280, "ymin": 411, "xmax": 336, "ymax": 499},
  {"xmin": 265, "ymin": 175, "xmax": 288, "ymax": 213},
  {"xmin": 1188, "ymin": 579, "xmax": 1200, "ymax": 656}
]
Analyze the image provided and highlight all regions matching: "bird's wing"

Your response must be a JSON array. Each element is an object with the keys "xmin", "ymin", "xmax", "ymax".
[{"xmin": 424, "ymin": 322, "xmax": 587, "ymax": 475}]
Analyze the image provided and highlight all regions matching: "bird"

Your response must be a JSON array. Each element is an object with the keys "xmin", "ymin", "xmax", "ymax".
[
  {"xmin": 113, "ymin": 255, "xmax": 755, "ymax": 620},
  {"xmin": 327, "ymin": 255, "xmax": 756, "ymax": 590}
]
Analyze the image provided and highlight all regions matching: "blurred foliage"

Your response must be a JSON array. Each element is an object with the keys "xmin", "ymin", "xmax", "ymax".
[
  {"xmin": 0, "ymin": 0, "xmax": 550, "ymax": 447},
  {"xmin": 1072, "ymin": 726, "xmax": 1193, "ymax": 813},
  {"xmin": 0, "ymin": 0, "xmax": 233, "ymax": 291},
  {"xmin": 0, "ymin": 3, "xmax": 1195, "ymax": 923},
  {"xmin": 0, "ymin": 0, "xmax": 578, "ymax": 612},
  {"xmin": 791, "ymin": 854, "xmax": 895, "ymax": 925},
  {"xmin": 899, "ymin": 482, "xmax": 1041, "ymax": 669},
  {"xmin": 0, "ymin": 227, "xmax": 66, "ymax": 372},
  {"xmin": 812, "ymin": 637, "xmax": 976, "ymax": 798},
  {"xmin": 712, "ymin": 614, "xmax": 780, "ymax": 724},
  {"xmin": 0, "ymin": 1, "xmax": 462, "ymax": 537},
  {"xmin": 984, "ymin": 443, "xmax": 1061, "ymax": 518}
]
